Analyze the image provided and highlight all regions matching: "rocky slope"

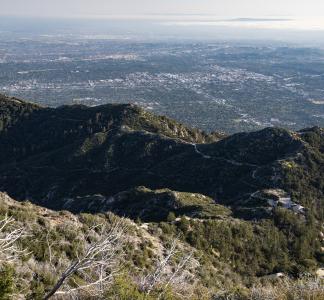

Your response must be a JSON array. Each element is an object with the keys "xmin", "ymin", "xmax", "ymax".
[{"xmin": 0, "ymin": 192, "xmax": 258, "ymax": 298}]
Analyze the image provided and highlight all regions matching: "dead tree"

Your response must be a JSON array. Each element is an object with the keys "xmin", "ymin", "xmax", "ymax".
[
  {"xmin": 140, "ymin": 238, "xmax": 199, "ymax": 298},
  {"xmin": 43, "ymin": 220, "xmax": 126, "ymax": 300},
  {"xmin": 0, "ymin": 214, "xmax": 25, "ymax": 262}
]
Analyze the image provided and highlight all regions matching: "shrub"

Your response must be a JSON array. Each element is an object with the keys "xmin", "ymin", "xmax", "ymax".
[
  {"xmin": 0, "ymin": 265, "xmax": 15, "ymax": 300},
  {"xmin": 167, "ymin": 212, "xmax": 176, "ymax": 222},
  {"xmin": 104, "ymin": 275, "xmax": 148, "ymax": 300}
]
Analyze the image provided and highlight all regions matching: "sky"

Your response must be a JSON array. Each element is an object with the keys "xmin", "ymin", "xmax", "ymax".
[
  {"xmin": 1, "ymin": 0, "xmax": 324, "ymax": 19},
  {"xmin": 1, "ymin": 0, "xmax": 324, "ymax": 43}
]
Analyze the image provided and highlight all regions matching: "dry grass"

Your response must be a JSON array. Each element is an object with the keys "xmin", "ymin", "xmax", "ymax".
[{"xmin": 250, "ymin": 275, "xmax": 324, "ymax": 300}]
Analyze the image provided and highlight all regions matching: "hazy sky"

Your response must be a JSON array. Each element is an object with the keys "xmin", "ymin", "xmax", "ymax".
[{"xmin": 1, "ymin": 0, "xmax": 324, "ymax": 18}]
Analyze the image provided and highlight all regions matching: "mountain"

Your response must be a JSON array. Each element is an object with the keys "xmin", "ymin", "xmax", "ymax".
[
  {"xmin": 0, "ymin": 94, "xmax": 323, "ymax": 299},
  {"xmin": 0, "ymin": 94, "xmax": 323, "ymax": 220}
]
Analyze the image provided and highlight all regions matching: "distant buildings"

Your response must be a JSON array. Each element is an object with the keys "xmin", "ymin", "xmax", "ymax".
[{"xmin": 250, "ymin": 189, "xmax": 306, "ymax": 214}]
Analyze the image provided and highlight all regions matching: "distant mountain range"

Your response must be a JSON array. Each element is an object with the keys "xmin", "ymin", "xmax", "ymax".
[{"xmin": 0, "ymin": 94, "xmax": 322, "ymax": 221}]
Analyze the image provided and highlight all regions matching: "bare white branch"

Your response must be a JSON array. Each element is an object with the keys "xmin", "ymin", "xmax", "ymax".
[
  {"xmin": 45, "ymin": 229, "xmax": 55, "ymax": 269},
  {"xmin": 43, "ymin": 219, "xmax": 127, "ymax": 300},
  {"xmin": 140, "ymin": 238, "xmax": 199, "ymax": 298},
  {"xmin": 0, "ymin": 214, "xmax": 26, "ymax": 263}
]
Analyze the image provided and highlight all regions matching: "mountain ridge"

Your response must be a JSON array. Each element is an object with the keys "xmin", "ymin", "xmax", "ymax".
[
  {"xmin": 0, "ymin": 94, "xmax": 323, "ymax": 220},
  {"xmin": 0, "ymin": 94, "xmax": 323, "ymax": 298}
]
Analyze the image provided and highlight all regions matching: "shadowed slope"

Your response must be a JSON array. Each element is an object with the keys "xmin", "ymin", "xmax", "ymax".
[{"xmin": 0, "ymin": 95, "xmax": 322, "ymax": 220}]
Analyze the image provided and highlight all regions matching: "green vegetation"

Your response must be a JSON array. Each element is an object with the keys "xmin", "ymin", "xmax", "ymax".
[
  {"xmin": 0, "ymin": 265, "xmax": 16, "ymax": 300},
  {"xmin": 152, "ymin": 209, "xmax": 321, "ymax": 281},
  {"xmin": 283, "ymin": 127, "xmax": 324, "ymax": 220},
  {"xmin": 0, "ymin": 95, "xmax": 322, "ymax": 223},
  {"xmin": 0, "ymin": 191, "xmax": 323, "ymax": 299},
  {"xmin": 0, "ymin": 96, "xmax": 323, "ymax": 299},
  {"xmin": 105, "ymin": 187, "xmax": 231, "ymax": 222}
]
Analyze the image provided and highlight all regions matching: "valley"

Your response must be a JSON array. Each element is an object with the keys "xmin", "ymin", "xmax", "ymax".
[{"xmin": 1, "ymin": 34, "xmax": 323, "ymax": 133}]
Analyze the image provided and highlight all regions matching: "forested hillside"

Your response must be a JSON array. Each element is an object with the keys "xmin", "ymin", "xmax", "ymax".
[{"xmin": 0, "ymin": 94, "xmax": 323, "ymax": 299}]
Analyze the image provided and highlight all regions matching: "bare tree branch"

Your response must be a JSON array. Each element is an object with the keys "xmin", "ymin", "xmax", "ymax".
[
  {"xmin": 45, "ymin": 229, "xmax": 55, "ymax": 269},
  {"xmin": 140, "ymin": 238, "xmax": 199, "ymax": 298},
  {"xmin": 0, "ymin": 214, "xmax": 26, "ymax": 263},
  {"xmin": 43, "ymin": 219, "xmax": 126, "ymax": 300}
]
